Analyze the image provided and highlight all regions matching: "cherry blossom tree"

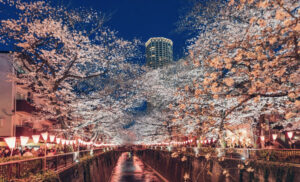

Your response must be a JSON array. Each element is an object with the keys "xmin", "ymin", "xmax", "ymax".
[
  {"xmin": 173, "ymin": 0, "xmax": 299, "ymax": 145},
  {"xmin": 0, "ymin": 0, "xmax": 140, "ymax": 132}
]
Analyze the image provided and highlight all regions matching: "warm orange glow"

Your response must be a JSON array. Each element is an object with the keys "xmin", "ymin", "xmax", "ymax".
[
  {"xmin": 41, "ymin": 132, "xmax": 48, "ymax": 141},
  {"xmin": 49, "ymin": 135, "xmax": 55, "ymax": 142},
  {"xmin": 32, "ymin": 135, "xmax": 40, "ymax": 144},
  {"xmin": 4, "ymin": 137, "xmax": 16, "ymax": 149},
  {"xmin": 56, "ymin": 138, "xmax": 61, "ymax": 144},
  {"xmin": 20, "ymin": 136, "xmax": 29, "ymax": 146}
]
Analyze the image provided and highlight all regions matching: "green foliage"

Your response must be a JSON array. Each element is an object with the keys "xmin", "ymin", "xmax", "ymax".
[
  {"xmin": 0, "ymin": 156, "xmax": 34, "ymax": 163},
  {"xmin": 9, "ymin": 171, "xmax": 59, "ymax": 182},
  {"xmin": 65, "ymin": 146, "xmax": 74, "ymax": 153}
]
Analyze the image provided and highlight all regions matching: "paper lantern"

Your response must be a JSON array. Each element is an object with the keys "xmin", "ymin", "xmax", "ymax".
[
  {"xmin": 4, "ymin": 137, "xmax": 16, "ymax": 149},
  {"xmin": 41, "ymin": 132, "xmax": 48, "ymax": 141},
  {"xmin": 66, "ymin": 140, "xmax": 70, "ymax": 145},
  {"xmin": 62, "ymin": 139, "xmax": 66, "ymax": 145},
  {"xmin": 56, "ymin": 138, "xmax": 61, "ymax": 144},
  {"xmin": 260, "ymin": 136, "xmax": 265, "ymax": 142},
  {"xmin": 32, "ymin": 135, "xmax": 40, "ymax": 144},
  {"xmin": 272, "ymin": 134, "xmax": 278, "ymax": 140},
  {"xmin": 287, "ymin": 131, "xmax": 293, "ymax": 139},
  {"xmin": 49, "ymin": 135, "xmax": 55, "ymax": 142},
  {"xmin": 20, "ymin": 136, "xmax": 29, "ymax": 146}
]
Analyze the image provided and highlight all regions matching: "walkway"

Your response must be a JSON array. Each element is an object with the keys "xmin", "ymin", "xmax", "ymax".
[{"xmin": 109, "ymin": 152, "xmax": 165, "ymax": 182}]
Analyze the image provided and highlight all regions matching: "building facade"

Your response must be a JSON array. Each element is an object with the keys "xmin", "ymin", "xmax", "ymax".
[
  {"xmin": 0, "ymin": 52, "xmax": 53, "ymax": 138},
  {"xmin": 145, "ymin": 37, "xmax": 173, "ymax": 69}
]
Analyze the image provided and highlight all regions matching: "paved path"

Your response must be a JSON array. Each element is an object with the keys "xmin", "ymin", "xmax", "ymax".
[{"xmin": 110, "ymin": 152, "xmax": 165, "ymax": 182}]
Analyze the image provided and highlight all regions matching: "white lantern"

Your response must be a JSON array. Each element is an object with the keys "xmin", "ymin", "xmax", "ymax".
[
  {"xmin": 272, "ymin": 134, "xmax": 278, "ymax": 140},
  {"xmin": 32, "ymin": 135, "xmax": 40, "ymax": 144},
  {"xmin": 56, "ymin": 138, "xmax": 61, "ymax": 144},
  {"xmin": 62, "ymin": 139, "xmax": 66, "ymax": 145},
  {"xmin": 4, "ymin": 137, "xmax": 16, "ymax": 149},
  {"xmin": 49, "ymin": 135, "xmax": 55, "ymax": 142},
  {"xmin": 20, "ymin": 136, "xmax": 29, "ymax": 146},
  {"xmin": 287, "ymin": 131, "xmax": 293, "ymax": 139},
  {"xmin": 260, "ymin": 136, "xmax": 265, "ymax": 142},
  {"xmin": 41, "ymin": 132, "xmax": 48, "ymax": 141}
]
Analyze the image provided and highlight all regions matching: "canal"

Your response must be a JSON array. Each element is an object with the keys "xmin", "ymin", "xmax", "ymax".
[{"xmin": 109, "ymin": 152, "xmax": 166, "ymax": 182}]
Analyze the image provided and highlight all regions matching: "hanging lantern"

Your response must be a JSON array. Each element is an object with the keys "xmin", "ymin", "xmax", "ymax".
[
  {"xmin": 62, "ymin": 139, "xmax": 66, "ymax": 145},
  {"xmin": 287, "ymin": 131, "xmax": 293, "ymax": 139},
  {"xmin": 4, "ymin": 137, "xmax": 16, "ymax": 149},
  {"xmin": 56, "ymin": 138, "xmax": 61, "ymax": 144},
  {"xmin": 272, "ymin": 134, "xmax": 278, "ymax": 140},
  {"xmin": 49, "ymin": 135, "xmax": 55, "ymax": 143},
  {"xmin": 260, "ymin": 136, "xmax": 265, "ymax": 142},
  {"xmin": 20, "ymin": 136, "xmax": 29, "ymax": 146},
  {"xmin": 41, "ymin": 132, "xmax": 48, "ymax": 141},
  {"xmin": 66, "ymin": 140, "xmax": 70, "ymax": 145},
  {"xmin": 32, "ymin": 135, "xmax": 40, "ymax": 144}
]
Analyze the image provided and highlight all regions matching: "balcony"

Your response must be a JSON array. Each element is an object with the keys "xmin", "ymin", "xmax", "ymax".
[{"xmin": 16, "ymin": 100, "xmax": 36, "ymax": 113}]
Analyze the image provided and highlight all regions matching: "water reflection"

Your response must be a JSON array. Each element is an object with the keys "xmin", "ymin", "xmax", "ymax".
[{"xmin": 110, "ymin": 152, "xmax": 164, "ymax": 182}]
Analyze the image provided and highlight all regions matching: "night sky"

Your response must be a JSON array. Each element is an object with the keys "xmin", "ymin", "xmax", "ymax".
[
  {"xmin": 0, "ymin": 0, "xmax": 195, "ymax": 61},
  {"xmin": 67, "ymin": 0, "xmax": 192, "ymax": 60}
]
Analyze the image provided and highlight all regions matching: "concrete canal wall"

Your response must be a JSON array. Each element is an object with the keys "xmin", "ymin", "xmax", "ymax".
[
  {"xmin": 59, "ymin": 151, "xmax": 121, "ymax": 182},
  {"xmin": 136, "ymin": 149, "xmax": 300, "ymax": 182}
]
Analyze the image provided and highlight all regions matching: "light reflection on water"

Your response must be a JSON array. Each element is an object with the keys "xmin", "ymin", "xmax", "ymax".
[{"xmin": 110, "ymin": 152, "xmax": 164, "ymax": 182}]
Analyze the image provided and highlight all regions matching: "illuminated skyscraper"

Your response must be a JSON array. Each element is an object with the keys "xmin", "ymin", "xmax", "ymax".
[{"xmin": 145, "ymin": 37, "xmax": 173, "ymax": 69}]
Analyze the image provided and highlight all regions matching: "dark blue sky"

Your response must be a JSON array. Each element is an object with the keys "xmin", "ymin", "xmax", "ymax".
[
  {"xmin": 0, "ymin": 0, "xmax": 195, "ymax": 60},
  {"xmin": 66, "ymin": 0, "xmax": 192, "ymax": 60}
]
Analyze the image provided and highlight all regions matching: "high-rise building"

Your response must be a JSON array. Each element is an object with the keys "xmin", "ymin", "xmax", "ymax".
[{"xmin": 145, "ymin": 37, "xmax": 173, "ymax": 69}]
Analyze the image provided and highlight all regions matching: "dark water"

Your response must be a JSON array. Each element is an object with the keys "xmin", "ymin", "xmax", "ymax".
[{"xmin": 110, "ymin": 152, "xmax": 164, "ymax": 182}]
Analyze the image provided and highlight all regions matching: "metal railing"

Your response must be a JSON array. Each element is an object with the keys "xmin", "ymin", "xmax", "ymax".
[
  {"xmin": 154, "ymin": 146, "xmax": 300, "ymax": 164},
  {"xmin": 0, "ymin": 148, "xmax": 107, "ymax": 181}
]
